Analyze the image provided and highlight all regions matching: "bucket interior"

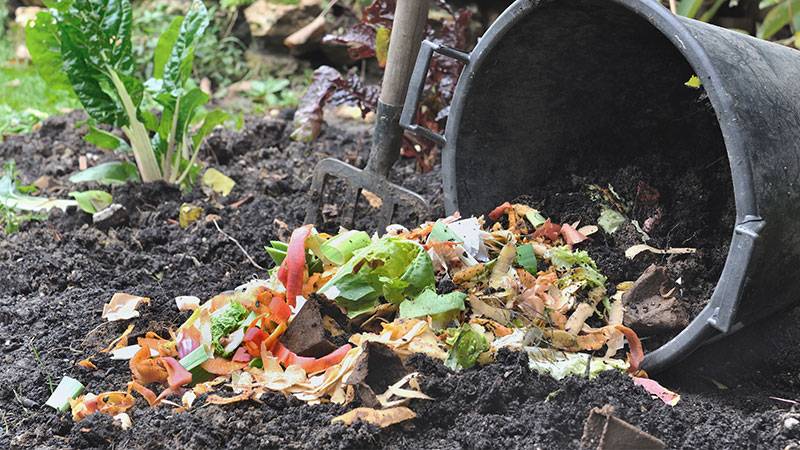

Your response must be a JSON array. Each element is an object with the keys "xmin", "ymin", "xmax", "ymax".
[{"xmin": 453, "ymin": 0, "xmax": 736, "ymax": 342}]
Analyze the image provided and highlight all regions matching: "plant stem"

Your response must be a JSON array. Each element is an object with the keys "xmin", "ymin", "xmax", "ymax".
[
  {"xmin": 108, "ymin": 70, "xmax": 162, "ymax": 182},
  {"xmin": 175, "ymin": 135, "xmax": 201, "ymax": 185},
  {"xmin": 163, "ymin": 96, "xmax": 181, "ymax": 182}
]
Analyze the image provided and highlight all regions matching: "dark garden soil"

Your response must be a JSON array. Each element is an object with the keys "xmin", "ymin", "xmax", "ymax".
[{"xmin": 1, "ymin": 113, "xmax": 799, "ymax": 449}]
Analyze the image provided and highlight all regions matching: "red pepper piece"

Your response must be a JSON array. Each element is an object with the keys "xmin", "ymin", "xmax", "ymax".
[
  {"xmin": 282, "ymin": 225, "xmax": 313, "ymax": 307},
  {"xmin": 271, "ymin": 342, "xmax": 352, "ymax": 374},
  {"xmin": 533, "ymin": 219, "xmax": 561, "ymax": 241},
  {"xmin": 277, "ymin": 260, "xmax": 288, "ymax": 286},
  {"xmin": 160, "ymin": 357, "xmax": 192, "ymax": 389},
  {"xmin": 244, "ymin": 326, "xmax": 267, "ymax": 344},
  {"xmin": 488, "ymin": 201, "xmax": 512, "ymax": 221},
  {"xmin": 232, "ymin": 347, "xmax": 252, "ymax": 363},
  {"xmin": 268, "ymin": 296, "xmax": 292, "ymax": 323}
]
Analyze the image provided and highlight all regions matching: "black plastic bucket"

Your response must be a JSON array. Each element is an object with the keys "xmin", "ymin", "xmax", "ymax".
[{"xmin": 401, "ymin": 0, "xmax": 800, "ymax": 373}]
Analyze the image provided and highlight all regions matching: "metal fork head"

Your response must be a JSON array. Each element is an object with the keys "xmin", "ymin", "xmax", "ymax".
[{"xmin": 305, "ymin": 157, "xmax": 429, "ymax": 232}]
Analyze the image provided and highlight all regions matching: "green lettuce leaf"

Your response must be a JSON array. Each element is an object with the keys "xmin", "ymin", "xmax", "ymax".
[
  {"xmin": 549, "ymin": 246, "xmax": 596, "ymax": 270},
  {"xmin": 445, "ymin": 323, "xmax": 489, "ymax": 371},
  {"xmin": 319, "ymin": 237, "xmax": 435, "ymax": 315},
  {"xmin": 516, "ymin": 243, "xmax": 538, "ymax": 274},
  {"xmin": 399, "ymin": 289, "xmax": 466, "ymax": 329},
  {"xmin": 598, "ymin": 207, "xmax": 626, "ymax": 234},
  {"xmin": 549, "ymin": 246, "xmax": 606, "ymax": 288},
  {"xmin": 210, "ymin": 301, "xmax": 248, "ymax": 357},
  {"xmin": 427, "ymin": 220, "xmax": 461, "ymax": 243},
  {"xmin": 399, "ymin": 289, "xmax": 466, "ymax": 319}
]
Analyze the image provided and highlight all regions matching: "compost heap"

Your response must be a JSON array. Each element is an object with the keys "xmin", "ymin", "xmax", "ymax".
[{"xmin": 55, "ymin": 202, "xmax": 683, "ymax": 424}]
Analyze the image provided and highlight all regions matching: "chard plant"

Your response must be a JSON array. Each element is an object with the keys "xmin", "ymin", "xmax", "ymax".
[{"xmin": 25, "ymin": 0, "xmax": 228, "ymax": 188}]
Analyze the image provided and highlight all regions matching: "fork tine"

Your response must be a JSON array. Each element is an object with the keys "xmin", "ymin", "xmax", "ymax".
[
  {"xmin": 343, "ymin": 184, "xmax": 361, "ymax": 230},
  {"xmin": 376, "ymin": 197, "xmax": 396, "ymax": 232},
  {"xmin": 305, "ymin": 163, "xmax": 330, "ymax": 226}
]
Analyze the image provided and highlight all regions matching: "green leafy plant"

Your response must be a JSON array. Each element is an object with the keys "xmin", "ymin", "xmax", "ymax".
[
  {"xmin": 675, "ymin": 0, "xmax": 729, "ymax": 22},
  {"xmin": 244, "ymin": 78, "xmax": 300, "ymax": 109},
  {"xmin": 132, "ymin": 1, "xmax": 250, "ymax": 88},
  {"xmin": 758, "ymin": 0, "xmax": 800, "ymax": 43},
  {"xmin": 220, "ymin": 0, "xmax": 256, "ymax": 9},
  {"xmin": 25, "ymin": 0, "xmax": 229, "ymax": 188}
]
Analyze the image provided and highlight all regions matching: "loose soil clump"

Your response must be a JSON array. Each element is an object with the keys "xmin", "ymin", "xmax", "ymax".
[{"xmin": 1, "ymin": 114, "xmax": 797, "ymax": 449}]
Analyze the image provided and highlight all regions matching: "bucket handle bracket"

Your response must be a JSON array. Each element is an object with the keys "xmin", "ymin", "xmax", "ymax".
[
  {"xmin": 707, "ymin": 216, "xmax": 764, "ymax": 332},
  {"xmin": 400, "ymin": 40, "xmax": 469, "ymax": 147}
]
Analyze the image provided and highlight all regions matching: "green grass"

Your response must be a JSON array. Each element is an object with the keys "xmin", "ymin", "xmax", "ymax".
[
  {"xmin": 0, "ymin": 62, "xmax": 78, "ymax": 138},
  {"xmin": 0, "ymin": 16, "xmax": 78, "ymax": 139},
  {"xmin": 0, "ymin": 62, "xmax": 76, "ymax": 113}
]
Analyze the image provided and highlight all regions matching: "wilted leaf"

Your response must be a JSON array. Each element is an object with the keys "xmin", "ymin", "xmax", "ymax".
[
  {"xmin": 206, "ymin": 391, "xmax": 253, "ymax": 405},
  {"xmin": 633, "ymin": 377, "xmax": 681, "ymax": 406},
  {"xmin": 2, "ymin": 165, "xmax": 77, "ymax": 212},
  {"xmin": 625, "ymin": 244, "xmax": 696, "ymax": 259},
  {"xmin": 375, "ymin": 26, "xmax": 390, "ymax": 67},
  {"xmin": 361, "ymin": 189, "xmax": 383, "ymax": 208},
  {"xmin": 332, "ymin": 406, "xmax": 416, "ymax": 428},
  {"xmin": 102, "ymin": 293, "xmax": 150, "ymax": 322},
  {"xmin": 684, "ymin": 75, "xmax": 702, "ymax": 88},
  {"xmin": 526, "ymin": 347, "xmax": 628, "ymax": 380},
  {"xmin": 201, "ymin": 168, "xmax": 235, "ymax": 196},
  {"xmin": 179, "ymin": 203, "xmax": 203, "ymax": 229},
  {"xmin": 69, "ymin": 190, "xmax": 112, "ymax": 214},
  {"xmin": 598, "ymin": 207, "xmax": 626, "ymax": 234}
]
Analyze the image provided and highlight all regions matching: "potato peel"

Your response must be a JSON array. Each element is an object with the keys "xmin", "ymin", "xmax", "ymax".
[{"xmin": 332, "ymin": 406, "xmax": 416, "ymax": 428}]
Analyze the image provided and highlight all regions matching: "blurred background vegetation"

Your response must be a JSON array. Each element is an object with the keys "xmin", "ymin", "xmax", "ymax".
[{"xmin": 0, "ymin": 0, "xmax": 798, "ymax": 141}]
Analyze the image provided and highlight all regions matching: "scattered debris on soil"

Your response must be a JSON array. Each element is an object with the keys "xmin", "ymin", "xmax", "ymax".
[
  {"xmin": 1, "ymin": 114, "xmax": 798, "ymax": 450},
  {"xmin": 51, "ymin": 202, "xmax": 656, "ymax": 425}
]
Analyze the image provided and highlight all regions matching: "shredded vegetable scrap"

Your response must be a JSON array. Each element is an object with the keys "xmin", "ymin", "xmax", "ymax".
[{"xmin": 65, "ymin": 201, "xmax": 665, "ymax": 425}]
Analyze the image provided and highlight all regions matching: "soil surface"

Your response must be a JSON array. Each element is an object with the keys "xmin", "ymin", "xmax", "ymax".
[{"xmin": 1, "ymin": 114, "xmax": 799, "ymax": 450}]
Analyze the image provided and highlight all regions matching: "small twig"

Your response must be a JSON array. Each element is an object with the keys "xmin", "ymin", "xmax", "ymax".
[
  {"xmin": 769, "ymin": 396, "xmax": 799, "ymax": 405},
  {"xmin": 668, "ymin": 0, "xmax": 677, "ymax": 14},
  {"xmin": 212, "ymin": 219, "xmax": 267, "ymax": 271},
  {"xmin": 585, "ymin": 353, "xmax": 593, "ymax": 379},
  {"xmin": 29, "ymin": 340, "xmax": 54, "ymax": 394}
]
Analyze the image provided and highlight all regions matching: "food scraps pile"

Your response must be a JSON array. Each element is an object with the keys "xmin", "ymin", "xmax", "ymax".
[{"xmin": 46, "ymin": 202, "xmax": 683, "ymax": 429}]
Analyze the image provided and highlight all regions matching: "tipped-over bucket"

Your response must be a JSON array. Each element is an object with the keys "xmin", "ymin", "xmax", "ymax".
[{"xmin": 401, "ymin": 0, "xmax": 800, "ymax": 373}]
